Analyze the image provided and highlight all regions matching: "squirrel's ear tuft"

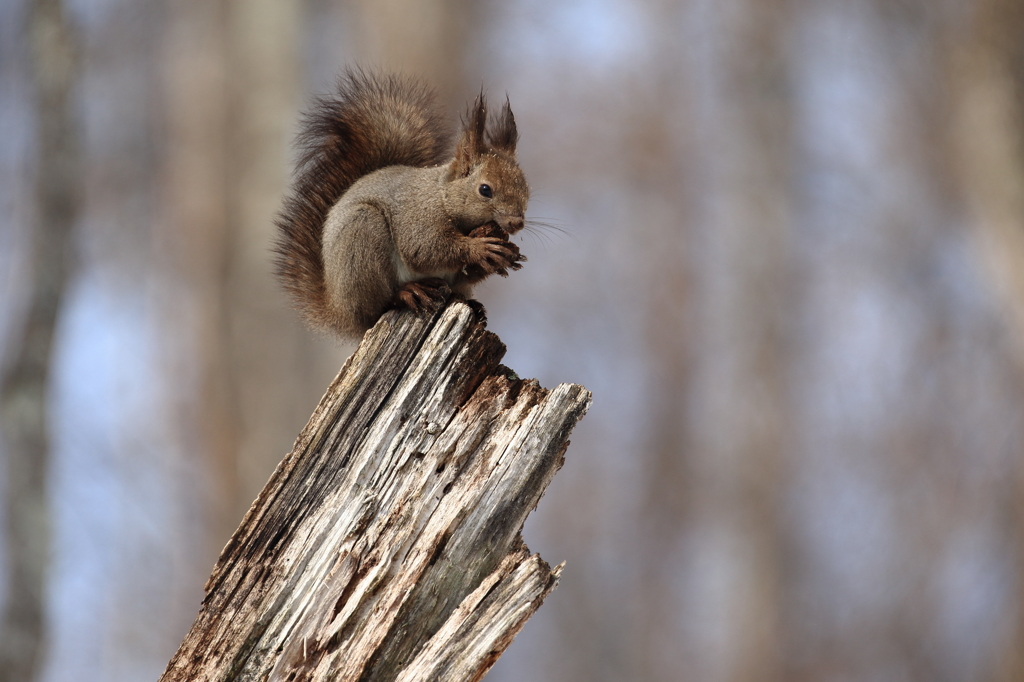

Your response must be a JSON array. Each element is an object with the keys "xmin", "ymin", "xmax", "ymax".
[
  {"xmin": 453, "ymin": 92, "xmax": 488, "ymax": 176},
  {"xmin": 488, "ymin": 97, "xmax": 519, "ymax": 155}
]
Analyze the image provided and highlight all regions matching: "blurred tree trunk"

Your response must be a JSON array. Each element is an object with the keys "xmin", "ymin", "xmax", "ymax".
[
  {"xmin": 634, "ymin": 23, "xmax": 699, "ymax": 682},
  {"xmin": 350, "ymin": 0, "xmax": 476, "ymax": 106},
  {"xmin": 679, "ymin": 1, "xmax": 794, "ymax": 680},
  {"xmin": 952, "ymin": 0, "xmax": 1024, "ymax": 371},
  {"xmin": 161, "ymin": 0, "xmax": 333, "ymax": 567},
  {"xmin": 158, "ymin": 0, "xmax": 239, "ymax": 560},
  {"xmin": 0, "ymin": 0, "xmax": 79, "ymax": 679},
  {"xmin": 948, "ymin": 1, "xmax": 1024, "ymax": 679},
  {"xmin": 221, "ymin": 0, "xmax": 326, "ymax": 519}
]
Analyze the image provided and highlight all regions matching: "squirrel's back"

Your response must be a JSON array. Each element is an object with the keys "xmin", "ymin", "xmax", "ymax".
[{"xmin": 273, "ymin": 70, "xmax": 452, "ymax": 330}]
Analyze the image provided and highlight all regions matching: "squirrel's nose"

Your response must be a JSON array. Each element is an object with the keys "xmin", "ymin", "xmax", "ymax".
[{"xmin": 505, "ymin": 216, "xmax": 525, "ymax": 233}]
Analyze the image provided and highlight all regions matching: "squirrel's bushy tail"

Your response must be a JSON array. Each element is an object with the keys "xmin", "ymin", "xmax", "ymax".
[{"xmin": 274, "ymin": 69, "xmax": 452, "ymax": 330}]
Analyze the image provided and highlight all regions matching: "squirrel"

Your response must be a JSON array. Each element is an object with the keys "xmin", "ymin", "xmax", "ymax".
[{"xmin": 273, "ymin": 69, "xmax": 529, "ymax": 338}]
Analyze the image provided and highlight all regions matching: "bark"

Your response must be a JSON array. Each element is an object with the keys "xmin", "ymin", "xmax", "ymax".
[
  {"xmin": 0, "ymin": 0, "xmax": 78, "ymax": 679},
  {"xmin": 159, "ymin": 300, "xmax": 591, "ymax": 682}
]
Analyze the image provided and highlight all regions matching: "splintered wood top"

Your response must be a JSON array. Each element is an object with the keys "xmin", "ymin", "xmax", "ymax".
[{"xmin": 159, "ymin": 300, "xmax": 591, "ymax": 682}]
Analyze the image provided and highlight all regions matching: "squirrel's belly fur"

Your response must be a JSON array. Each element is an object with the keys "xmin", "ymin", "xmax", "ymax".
[{"xmin": 391, "ymin": 252, "xmax": 460, "ymax": 287}]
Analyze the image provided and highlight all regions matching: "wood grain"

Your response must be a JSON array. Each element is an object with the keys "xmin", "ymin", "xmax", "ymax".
[{"xmin": 159, "ymin": 300, "xmax": 591, "ymax": 681}]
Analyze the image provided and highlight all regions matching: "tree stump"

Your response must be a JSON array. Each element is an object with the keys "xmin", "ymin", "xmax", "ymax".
[{"xmin": 158, "ymin": 300, "xmax": 592, "ymax": 681}]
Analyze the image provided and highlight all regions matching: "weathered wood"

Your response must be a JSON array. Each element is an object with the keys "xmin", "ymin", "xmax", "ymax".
[{"xmin": 159, "ymin": 300, "xmax": 591, "ymax": 682}]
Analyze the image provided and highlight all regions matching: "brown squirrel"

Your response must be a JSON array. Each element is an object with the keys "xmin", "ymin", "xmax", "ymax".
[{"xmin": 274, "ymin": 70, "xmax": 529, "ymax": 338}]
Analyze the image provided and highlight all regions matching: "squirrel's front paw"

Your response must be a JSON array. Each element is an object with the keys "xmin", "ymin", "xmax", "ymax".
[
  {"xmin": 396, "ymin": 278, "xmax": 451, "ymax": 314},
  {"xmin": 465, "ymin": 231, "xmax": 526, "ymax": 281}
]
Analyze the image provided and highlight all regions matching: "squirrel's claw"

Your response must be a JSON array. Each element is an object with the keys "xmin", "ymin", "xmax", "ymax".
[
  {"xmin": 468, "ymin": 237, "xmax": 523, "ymax": 275},
  {"xmin": 461, "ymin": 222, "xmax": 527, "ymax": 284},
  {"xmin": 396, "ymin": 278, "xmax": 451, "ymax": 314}
]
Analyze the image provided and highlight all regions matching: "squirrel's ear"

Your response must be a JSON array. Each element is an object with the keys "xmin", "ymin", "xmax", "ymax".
[
  {"xmin": 487, "ymin": 97, "xmax": 519, "ymax": 155},
  {"xmin": 453, "ymin": 92, "xmax": 488, "ymax": 177}
]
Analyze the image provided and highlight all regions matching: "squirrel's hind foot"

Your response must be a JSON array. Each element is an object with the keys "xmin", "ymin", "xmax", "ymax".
[{"xmin": 395, "ymin": 278, "xmax": 451, "ymax": 314}]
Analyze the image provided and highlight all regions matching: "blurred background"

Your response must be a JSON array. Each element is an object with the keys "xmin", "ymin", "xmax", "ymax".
[{"xmin": 2, "ymin": 0, "xmax": 1024, "ymax": 680}]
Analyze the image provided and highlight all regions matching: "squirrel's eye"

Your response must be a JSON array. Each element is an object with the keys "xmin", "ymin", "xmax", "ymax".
[{"xmin": 478, "ymin": 184, "xmax": 493, "ymax": 198}]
